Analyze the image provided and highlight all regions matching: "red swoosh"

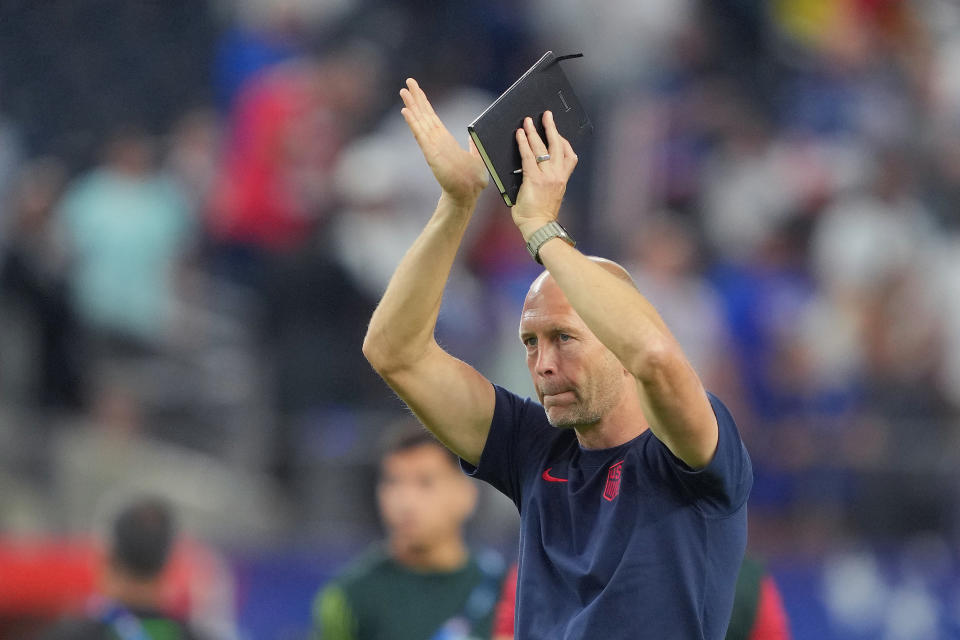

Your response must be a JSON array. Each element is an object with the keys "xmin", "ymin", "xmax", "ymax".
[{"xmin": 541, "ymin": 467, "xmax": 568, "ymax": 483}]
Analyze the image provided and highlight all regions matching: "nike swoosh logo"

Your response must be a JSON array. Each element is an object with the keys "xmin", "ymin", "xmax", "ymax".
[{"xmin": 542, "ymin": 467, "xmax": 568, "ymax": 483}]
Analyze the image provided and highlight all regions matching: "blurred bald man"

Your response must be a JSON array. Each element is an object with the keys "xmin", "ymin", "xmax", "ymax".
[{"xmin": 360, "ymin": 78, "xmax": 752, "ymax": 640}]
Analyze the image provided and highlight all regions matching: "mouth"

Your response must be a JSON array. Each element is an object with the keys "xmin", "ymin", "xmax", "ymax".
[
  {"xmin": 392, "ymin": 518, "xmax": 422, "ymax": 535},
  {"xmin": 542, "ymin": 390, "xmax": 576, "ymax": 406}
]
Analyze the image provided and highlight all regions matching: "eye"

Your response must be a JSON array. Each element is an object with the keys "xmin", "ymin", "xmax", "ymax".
[
  {"xmin": 558, "ymin": 333, "xmax": 571, "ymax": 342},
  {"xmin": 523, "ymin": 336, "xmax": 538, "ymax": 348}
]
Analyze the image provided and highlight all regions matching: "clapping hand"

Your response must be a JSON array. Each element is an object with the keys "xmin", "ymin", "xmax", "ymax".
[{"xmin": 400, "ymin": 78, "xmax": 489, "ymax": 207}]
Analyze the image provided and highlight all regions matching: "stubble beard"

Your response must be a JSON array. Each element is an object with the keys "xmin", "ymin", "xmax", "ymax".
[
  {"xmin": 545, "ymin": 392, "xmax": 603, "ymax": 429},
  {"xmin": 543, "ymin": 359, "xmax": 624, "ymax": 430}
]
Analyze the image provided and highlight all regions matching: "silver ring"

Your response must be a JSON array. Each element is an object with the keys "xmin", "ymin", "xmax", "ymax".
[{"xmin": 535, "ymin": 154, "xmax": 551, "ymax": 163}]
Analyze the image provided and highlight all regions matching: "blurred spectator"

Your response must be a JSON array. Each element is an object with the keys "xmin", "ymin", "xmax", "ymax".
[
  {"xmin": 41, "ymin": 496, "xmax": 202, "ymax": 640},
  {"xmin": 57, "ymin": 126, "xmax": 195, "ymax": 354},
  {"xmin": 207, "ymin": 44, "xmax": 382, "ymax": 285},
  {"xmin": 700, "ymin": 109, "xmax": 802, "ymax": 263},
  {"xmin": 211, "ymin": 0, "xmax": 312, "ymax": 112},
  {"xmin": 490, "ymin": 563, "xmax": 516, "ymax": 640},
  {"xmin": 205, "ymin": 43, "xmax": 387, "ymax": 485},
  {"xmin": 211, "ymin": 0, "xmax": 361, "ymax": 110},
  {"xmin": 0, "ymin": 157, "xmax": 83, "ymax": 408},
  {"xmin": 50, "ymin": 367, "xmax": 289, "ymax": 544},
  {"xmin": 925, "ymin": 0, "xmax": 960, "ymax": 127},
  {"xmin": 725, "ymin": 556, "xmax": 792, "ymax": 640},
  {"xmin": 624, "ymin": 214, "xmax": 735, "ymax": 395},
  {"xmin": 525, "ymin": 0, "xmax": 695, "ymax": 93},
  {"xmin": 809, "ymin": 147, "xmax": 944, "ymax": 419},
  {"xmin": 313, "ymin": 424, "xmax": 508, "ymax": 640},
  {"xmin": 163, "ymin": 109, "xmax": 221, "ymax": 215}
]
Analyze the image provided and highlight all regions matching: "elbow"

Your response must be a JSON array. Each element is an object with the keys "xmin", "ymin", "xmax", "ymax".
[
  {"xmin": 362, "ymin": 328, "xmax": 422, "ymax": 378},
  {"xmin": 629, "ymin": 336, "xmax": 682, "ymax": 384},
  {"xmin": 362, "ymin": 330, "xmax": 391, "ymax": 375}
]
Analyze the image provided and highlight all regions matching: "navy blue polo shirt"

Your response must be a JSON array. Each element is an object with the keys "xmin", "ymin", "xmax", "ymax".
[{"xmin": 462, "ymin": 385, "xmax": 752, "ymax": 640}]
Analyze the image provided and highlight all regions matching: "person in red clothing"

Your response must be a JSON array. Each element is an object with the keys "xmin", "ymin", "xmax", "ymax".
[
  {"xmin": 208, "ymin": 59, "xmax": 336, "ymax": 252},
  {"xmin": 491, "ymin": 556, "xmax": 791, "ymax": 640},
  {"xmin": 207, "ymin": 44, "xmax": 381, "ymax": 286},
  {"xmin": 724, "ymin": 556, "xmax": 792, "ymax": 640},
  {"xmin": 490, "ymin": 564, "xmax": 517, "ymax": 640}
]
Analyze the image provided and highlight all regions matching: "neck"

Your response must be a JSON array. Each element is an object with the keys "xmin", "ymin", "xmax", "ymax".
[
  {"xmin": 389, "ymin": 534, "xmax": 468, "ymax": 572},
  {"xmin": 104, "ymin": 576, "xmax": 164, "ymax": 611}
]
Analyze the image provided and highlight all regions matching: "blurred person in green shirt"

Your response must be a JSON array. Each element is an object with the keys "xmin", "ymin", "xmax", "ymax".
[
  {"xmin": 57, "ymin": 126, "xmax": 193, "ymax": 349},
  {"xmin": 314, "ymin": 424, "xmax": 508, "ymax": 640}
]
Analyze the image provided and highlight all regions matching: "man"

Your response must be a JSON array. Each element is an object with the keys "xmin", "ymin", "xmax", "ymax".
[
  {"xmin": 314, "ymin": 426, "xmax": 507, "ymax": 640},
  {"xmin": 362, "ymin": 78, "xmax": 752, "ymax": 639},
  {"xmin": 42, "ymin": 496, "xmax": 200, "ymax": 640}
]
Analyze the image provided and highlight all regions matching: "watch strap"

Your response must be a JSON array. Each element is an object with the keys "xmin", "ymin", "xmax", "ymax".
[{"xmin": 525, "ymin": 221, "xmax": 576, "ymax": 264}]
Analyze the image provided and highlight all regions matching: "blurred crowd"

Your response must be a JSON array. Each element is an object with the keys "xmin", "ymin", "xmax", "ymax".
[{"xmin": 3, "ymin": 0, "xmax": 960, "ymax": 635}]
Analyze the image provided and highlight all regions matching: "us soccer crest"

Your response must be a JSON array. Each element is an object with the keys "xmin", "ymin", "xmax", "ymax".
[{"xmin": 603, "ymin": 460, "xmax": 623, "ymax": 501}]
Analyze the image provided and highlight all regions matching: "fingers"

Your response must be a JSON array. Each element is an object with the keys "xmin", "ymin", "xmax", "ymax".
[
  {"xmin": 561, "ymin": 138, "xmax": 578, "ymax": 176},
  {"xmin": 401, "ymin": 78, "xmax": 443, "ymax": 130},
  {"xmin": 522, "ymin": 116, "xmax": 549, "ymax": 159},
  {"xmin": 400, "ymin": 78, "xmax": 446, "ymax": 151},
  {"xmin": 518, "ymin": 113, "xmax": 578, "ymax": 175},
  {"xmin": 400, "ymin": 102, "xmax": 428, "ymax": 150},
  {"xmin": 399, "ymin": 83, "xmax": 425, "ymax": 140},
  {"xmin": 516, "ymin": 125, "xmax": 538, "ymax": 175},
  {"xmin": 468, "ymin": 136, "xmax": 481, "ymax": 158},
  {"xmin": 542, "ymin": 111, "xmax": 562, "ymax": 160}
]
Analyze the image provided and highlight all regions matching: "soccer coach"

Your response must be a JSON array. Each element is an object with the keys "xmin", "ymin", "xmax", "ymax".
[{"xmin": 362, "ymin": 78, "xmax": 753, "ymax": 640}]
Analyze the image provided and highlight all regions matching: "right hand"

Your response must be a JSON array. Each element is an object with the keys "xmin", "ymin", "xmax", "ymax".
[
  {"xmin": 512, "ymin": 111, "xmax": 578, "ymax": 241},
  {"xmin": 400, "ymin": 78, "xmax": 489, "ymax": 206}
]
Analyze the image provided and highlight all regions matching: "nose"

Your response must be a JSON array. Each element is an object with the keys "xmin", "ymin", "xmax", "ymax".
[
  {"xmin": 387, "ymin": 487, "xmax": 421, "ymax": 524},
  {"xmin": 534, "ymin": 342, "xmax": 556, "ymax": 377}
]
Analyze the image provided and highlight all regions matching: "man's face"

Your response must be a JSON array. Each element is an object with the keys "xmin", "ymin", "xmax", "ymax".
[
  {"xmin": 520, "ymin": 276, "xmax": 626, "ymax": 429},
  {"xmin": 377, "ymin": 444, "xmax": 476, "ymax": 552}
]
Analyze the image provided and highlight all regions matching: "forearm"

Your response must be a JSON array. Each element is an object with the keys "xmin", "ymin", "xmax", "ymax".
[
  {"xmin": 511, "ymin": 112, "xmax": 717, "ymax": 466},
  {"xmin": 538, "ymin": 237, "xmax": 717, "ymax": 465},
  {"xmin": 535, "ymin": 237, "xmax": 676, "ymax": 379},
  {"xmin": 362, "ymin": 192, "xmax": 476, "ymax": 373}
]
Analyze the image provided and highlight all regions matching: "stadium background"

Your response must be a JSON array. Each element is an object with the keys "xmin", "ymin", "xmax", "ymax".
[{"xmin": 2, "ymin": 0, "xmax": 960, "ymax": 637}]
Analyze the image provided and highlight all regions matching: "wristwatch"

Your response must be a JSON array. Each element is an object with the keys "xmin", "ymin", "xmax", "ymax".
[{"xmin": 526, "ymin": 221, "xmax": 576, "ymax": 264}]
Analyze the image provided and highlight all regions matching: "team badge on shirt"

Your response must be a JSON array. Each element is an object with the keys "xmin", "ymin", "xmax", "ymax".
[{"xmin": 603, "ymin": 460, "xmax": 624, "ymax": 502}]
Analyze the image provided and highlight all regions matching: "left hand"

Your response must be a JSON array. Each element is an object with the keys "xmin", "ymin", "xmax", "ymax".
[
  {"xmin": 511, "ymin": 110, "xmax": 579, "ymax": 241},
  {"xmin": 399, "ymin": 78, "xmax": 489, "ymax": 207}
]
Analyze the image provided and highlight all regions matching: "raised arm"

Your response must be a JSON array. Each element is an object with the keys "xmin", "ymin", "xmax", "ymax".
[
  {"xmin": 362, "ymin": 79, "xmax": 495, "ymax": 465},
  {"xmin": 512, "ymin": 112, "xmax": 719, "ymax": 468}
]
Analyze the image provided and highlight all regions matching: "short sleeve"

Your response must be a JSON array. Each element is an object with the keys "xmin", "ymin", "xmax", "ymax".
[
  {"xmin": 656, "ymin": 392, "xmax": 753, "ymax": 516},
  {"xmin": 460, "ymin": 384, "xmax": 554, "ymax": 509}
]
